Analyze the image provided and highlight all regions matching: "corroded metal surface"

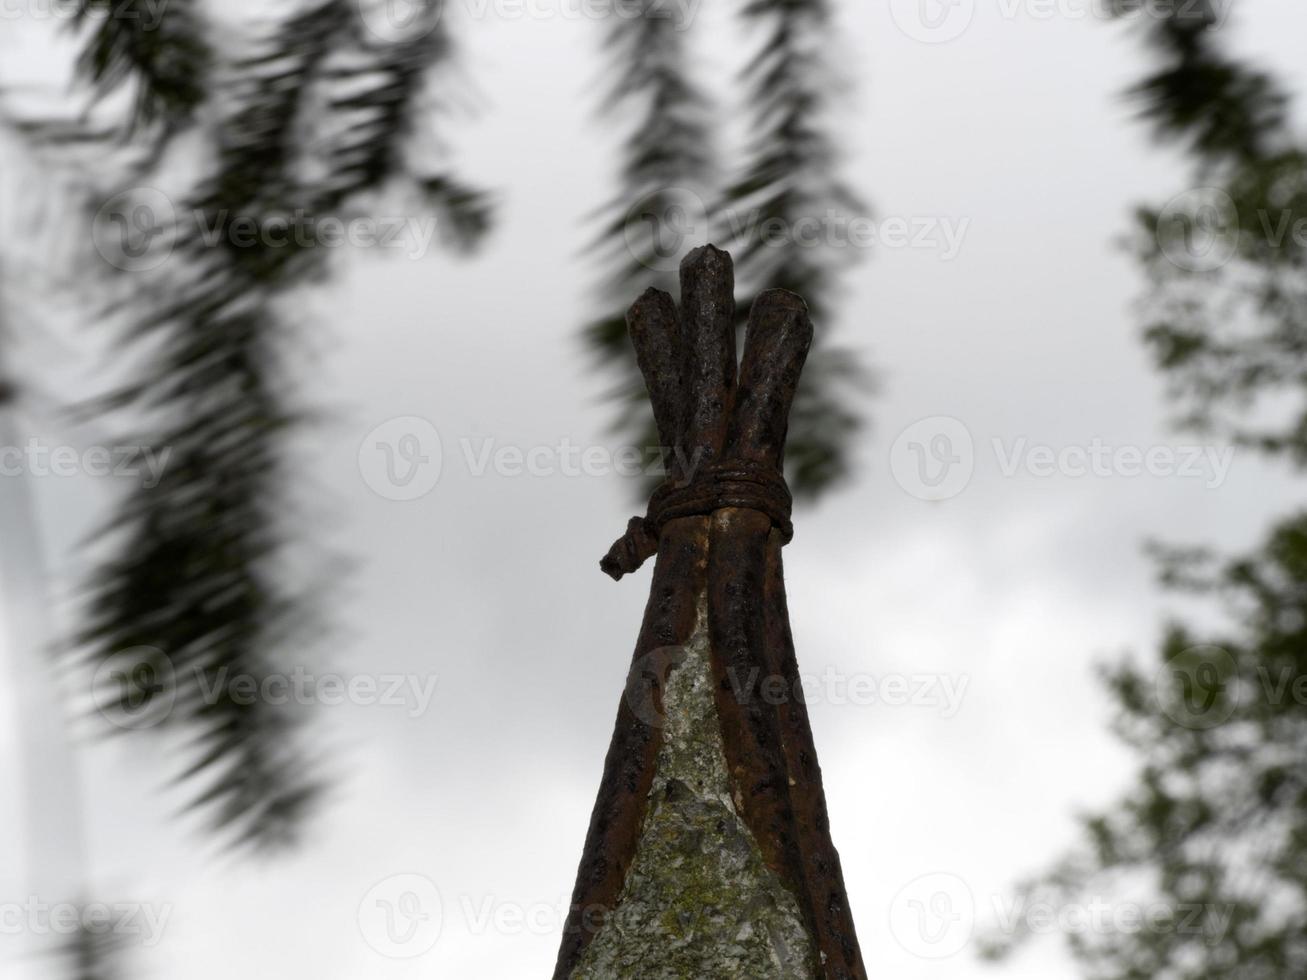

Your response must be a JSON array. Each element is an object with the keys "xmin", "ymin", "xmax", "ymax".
[
  {"xmin": 571, "ymin": 592, "xmax": 814, "ymax": 979},
  {"xmin": 557, "ymin": 246, "xmax": 866, "ymax": 979},
  {"xmin": 554, "ymin": 517, "xmax": 706, "ymax": 979}
]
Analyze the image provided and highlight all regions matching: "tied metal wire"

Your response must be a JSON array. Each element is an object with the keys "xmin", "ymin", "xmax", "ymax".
[{"xmin": 599, "ymin": 459, "xmax": 794, "ymax": 580}]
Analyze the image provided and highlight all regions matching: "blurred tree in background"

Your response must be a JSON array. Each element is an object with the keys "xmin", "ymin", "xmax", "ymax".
[
  {"xmin": 7, "ymin": 0, "xmax": 867, "ymax": 859},
  {"xmin": 4, "ymin": 2, "xmax": 493, "ymax": 974},
  {"xmin": 1124, "ymin": 1, "xmax": 1307, "ymax": 459},
  {"xmin": 2, "ymin": 2, "xmax": 494, "ymax": 975},
  {"xmin": 585, "ymin": 0, "xmax": 868, "ymax": 498},
  {"xmin": 64, "ymin": 0, "xmax": 492, "ymax": 852},
  {"xmin": 990, "ymin": 2, "xmax": 1307, "ymax": 976},
  {"xmin": 3, "ymin": 9, "xmax": 868, "ymax": 979},
  {"xmin": 989, "ymin": 518, "xmax": 1307, "ymax": 976}
]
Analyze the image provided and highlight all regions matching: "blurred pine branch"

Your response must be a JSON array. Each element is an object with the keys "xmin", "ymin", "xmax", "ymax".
[
  {"xmin": 60, "ymin": 0, "xmax": 493, "ymax": 852},
  {"xmin": 991, "ymin": 6, "xmax": 1307, "ymax": 977},
  {"xmin": 584, "ymin": 0, "xmax": 871, "ymax": 500}
]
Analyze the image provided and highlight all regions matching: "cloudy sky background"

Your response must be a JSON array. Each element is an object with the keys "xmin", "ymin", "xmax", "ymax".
[{"xmin": 4, "ymin": 1, "xmax": 1307, "ymax": 977}]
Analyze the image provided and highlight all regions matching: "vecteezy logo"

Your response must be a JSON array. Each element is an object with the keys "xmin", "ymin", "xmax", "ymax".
[
  {"xmin": 1169, "ymin": 0, "xmax": 1235, "ymax": 30},
  {"xmin": 889, "ymin": 0, "xmax": 976, "ymax": 44},
  {"xmin": 889, "ymin": 416, "xmax": 975, "ymax": 501},
  {"xmin": 358, "ymin": 873, "xmax": 443, "ymax": 958},
  {"xmin": 888, "ymin": 872, "xmax": 975, "ymax": 959},
  {"xmin": 623, "ymin": 645, "xmax": 689, "ymax": 728},
  {"xmin": 355, "ymin": 0, "xmax": 442, "ymax": 43},
  {"xmin": 622, "ymin": 187, "xmax": 709, "ymax": 273},
  {"xmin": 1156, "ymin": 187, "xmax": 1240, "ymax": 273},
  {"xmin": 358, "ymin": 416, "xmax": 443, "ymax": 501},
  {"xmin": 92, "ymin": 646, "xmax": 177, "ymax": 730},
  {"xmin": 1156, "ymin": 644, "xmax": 1239, "ymax": 730},
  {"xmin": 92, "ymin": 187, "xmax": 177, "ymax": 273}
]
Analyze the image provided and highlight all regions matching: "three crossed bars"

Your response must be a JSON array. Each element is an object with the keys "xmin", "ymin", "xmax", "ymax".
[{"xmin": 556, "ymin": 246, "xmax": 866, "ymax": 979}]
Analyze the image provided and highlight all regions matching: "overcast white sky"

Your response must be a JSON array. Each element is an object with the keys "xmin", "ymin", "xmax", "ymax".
[{"xmin": 4, "ymin": 2, "xmax": 1307, "ymax": 978}]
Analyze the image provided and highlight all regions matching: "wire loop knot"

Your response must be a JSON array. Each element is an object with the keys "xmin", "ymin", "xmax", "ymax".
[{"xmin": 600, "ymin": 459, "xmax": 793, "ymax": 580}]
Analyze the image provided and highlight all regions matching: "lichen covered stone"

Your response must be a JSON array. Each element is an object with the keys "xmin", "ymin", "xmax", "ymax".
[{"xmin": 570, "ymin": 594, "xmax": 816, "ymax": 979}]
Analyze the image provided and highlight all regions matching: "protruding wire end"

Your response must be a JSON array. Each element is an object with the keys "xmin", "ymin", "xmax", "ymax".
[{"xmin": 600, "ymin": 517, "xmax": 659, "ymax": 581}]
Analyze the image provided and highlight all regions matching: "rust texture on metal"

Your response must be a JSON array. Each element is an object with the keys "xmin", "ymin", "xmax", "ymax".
[{"xmin": 557, "ymin": 245, "xmax": 866, "ymax": 979}]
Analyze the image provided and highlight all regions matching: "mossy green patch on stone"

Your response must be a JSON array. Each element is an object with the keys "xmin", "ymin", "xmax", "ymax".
[{"xmin": 571, "ymin": 594, "xmax": 816, "ymax": 979}]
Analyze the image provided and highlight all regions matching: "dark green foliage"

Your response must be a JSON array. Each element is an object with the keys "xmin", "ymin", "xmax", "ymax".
[
  {"xmin": 1135, "ymin": 147, "xmax": 1307, "ymax": 461},
  {"xmin": 69, "ymin": 0, "xmax": 210, "ymax": 132},
  {"xmin": 60, "ymin": 0, "xmax": 857, "ymax": 861},
  {"xmin": 1111, "ymin": 1, "xmax": 1307, "ymax": 458},
  {"xmin": 583, "ymin": 0, "xmax": 716, "ymax": 487},
  {"xmin": 991, "ymin": 6, "xmax": 1307, "ymax": 977},
  {"xmin": 64, "ymin": 918, "xmax": 126, "ymax": 980},
  {"xmin": 77, "ymin": 0, "xmax": 491, "ymax": 851},
  {"xmin": 585, "ymin": 0, "xmax": 869, "ymax": 499},
  {"xmin": 986, "ymin": 515, "xmax": 1307, "ymax": 977},
  {"xmin": 1109, "ymin": 0, "xmax": 1285, "ymax": 164},
  {"xmin": 727, "ymin": 0, "xmax": 867, "ymax": 495}
]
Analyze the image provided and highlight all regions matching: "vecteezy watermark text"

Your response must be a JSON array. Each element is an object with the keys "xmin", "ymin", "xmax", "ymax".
[
  {"xmin": 1156, "ymin": 643, "xmax": 1307, "ymax": 730},
  {"xmin": 358, "ymin": 415, "xmax": 709, "ymax": 501},
  {"xmin": 0, "ymin": 898, "xmax": 172, "ymax": 947},
  {"xmin": 889, "ymin": 417, "xmax": 1234, "ymax": 501},
  {"xmin": 458, "ymin": 0, "xmax": 700, "ymax": 23},
  {"xmin": 889, "ymin": 872, "xmax": 1234, "ymax": 960},
  {"xmin": 621, "ymin": 187, "xmax": 969, "ymax": 273},
  {"xmin": 354, "ymin": 0, "xmax": 701, "ymax": 45},
  {"xmin": 93, "ymin": 187, "xmax": 441, "ymax": 272},
  {"xmin": 1, "ymin": 439, "xmax": 171, "ymax": 488},
  {"xmin": 357, "ymin": 874, "xmax": 658, "ymax": 960},
  {"xmin": 1156, "ymin": 186, "xmax": 1307, "ymax": 273},
  {"xmin": 93, "ymin": 648, "xmax": 440, "ymax": 729},
  {"xmin": 889, "ymin": 0, "xmax": 1230, "ymax": 45},
  {"xmin": 1, "ymin": 0, "xmax": 169, "ymax": 28},
  {"xmin": 623, "ymin": 655, "xmax": 969, "ymax": 727},
  {"xmin": 722, "ymin": 667, "xmax": 969, "ymax": 717}
]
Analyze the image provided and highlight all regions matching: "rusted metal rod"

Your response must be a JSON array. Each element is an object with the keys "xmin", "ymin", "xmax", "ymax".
[{"xmin": 558, "ymin": 246, "xmax": 866, "ymax": 980}]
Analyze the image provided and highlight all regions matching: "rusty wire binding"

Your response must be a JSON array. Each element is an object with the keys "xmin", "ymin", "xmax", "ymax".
[{"xmin": 557, "ymin": 246, "xmax": 866, "ymax": 979}]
